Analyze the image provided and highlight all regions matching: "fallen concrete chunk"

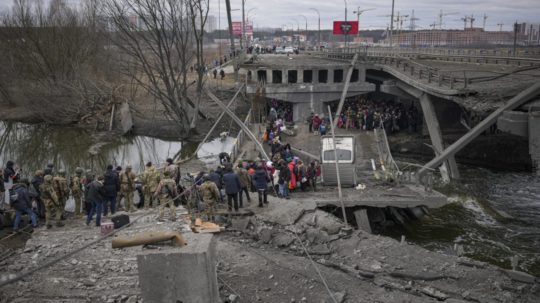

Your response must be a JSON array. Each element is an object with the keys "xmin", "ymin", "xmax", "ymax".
[
  {"xmin": 256, "ymin": 199, "xmax": 305, "ymax": 225},
  {"xmin": 137, "ymin": 234, "xmax": 219, "ymax": 303},
  {"xmin": 259, "ymin": 228, "xmax": 274, "ymax": 244},
  {"xmin": 273, "ymin": 233, "xmax": 295, "ymax": 247},
  {"xmin": 308, "ymin": 244, "xmax": 331, "ymax": 255},
  {"xmin": 503, "ymin": 269, "xmax": 537, "ymax": 284},
  {"xmin": 333, "ymin": 291, "xmax": 346, "ymax": 303},
  {"xmin": 421, "ymin": 286, "xmax": 448, "ymax": 300}
]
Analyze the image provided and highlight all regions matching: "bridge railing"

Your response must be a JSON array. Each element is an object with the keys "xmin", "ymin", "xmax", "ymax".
[
  {"xmin": 230, "ymin": 109, "xmax": 252, "ymax": 163},
  {"xmin": 311, "ymin": 47, "xmax": 540, "ymax": 90}
]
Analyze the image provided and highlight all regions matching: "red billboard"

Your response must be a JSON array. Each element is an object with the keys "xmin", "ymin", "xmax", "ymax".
[
  {"xmin": 232, "ymin": 22, "xmax": 242, "ymax": 36},
  {"xmin": 333, "ymin": 21, "xmax": 359, "ymax": 35}
]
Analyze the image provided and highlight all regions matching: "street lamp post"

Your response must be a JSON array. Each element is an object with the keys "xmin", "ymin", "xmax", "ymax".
[
  {"xmin": 299, "ymin": 14, "xmax": 308, "ymax": 46},
  {"xmin": 246, "ymin": 8, "xmax": 256, "ymax": 44},
  {"xmin": 309, "ymin": 8, "xmax": 321, "ymax": 49},
  {"xmin": 344, "ymin": 0, "xmax": 348, "ymax": 47}
]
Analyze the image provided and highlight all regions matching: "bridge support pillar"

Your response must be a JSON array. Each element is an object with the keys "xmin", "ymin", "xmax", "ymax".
[{"xmin": 419, "ymin": 93, "xmax": 460, "ymax": 182}]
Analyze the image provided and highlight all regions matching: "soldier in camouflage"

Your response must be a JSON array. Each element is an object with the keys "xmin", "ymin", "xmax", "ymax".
[
  {"xmin": 71, "ymin": 167, "xmax": 84, "ymax": 218},
  {"xmin": 40, "ymin": 175, "xmax": 63, "ymax": 228},
  {"xmin": 154, "ymin": 170, "xmax": 177, "ymax": 221},
  {"xmin": 53, "ymin": 169, "xmax": 70, "ymax": 218},
  {"xmin": 120, "ymin": 165, "xmax": 137, "ymax": 212},
  {"xmin": 199, "ymin": 175, "xmax": 220, "ymax": 222},
  {"xmin": 142, "ymin": 162, "xmax": 161, "ymax": 209}
]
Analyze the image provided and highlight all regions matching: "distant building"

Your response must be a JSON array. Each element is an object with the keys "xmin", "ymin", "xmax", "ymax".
[
  {"xmin": 206, "ymin": 15, "xmax": 217, "ymax": 32},
  {"xmin": 382, "ymin": 28, "xmax": 532, "ymax": 47},
  {"xmin": 352, "ymin": 37, "xmax": 374, "ymax": 45}
]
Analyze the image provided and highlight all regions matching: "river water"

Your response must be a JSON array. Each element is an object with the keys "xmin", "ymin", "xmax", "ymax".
[{"xmin": 384, "ymin": 166, "xmax": 540, "ymax": 276}]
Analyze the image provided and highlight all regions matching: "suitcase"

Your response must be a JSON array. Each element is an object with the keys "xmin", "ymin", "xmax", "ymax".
[{"xmin": 111, "ymin": 214, "xmax": 130, "ymax": 229}]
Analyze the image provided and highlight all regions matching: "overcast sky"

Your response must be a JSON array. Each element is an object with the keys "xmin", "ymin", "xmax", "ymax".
[{"xmin": 0, "ymin": 0, "xmax": 538, "ymax": 31}]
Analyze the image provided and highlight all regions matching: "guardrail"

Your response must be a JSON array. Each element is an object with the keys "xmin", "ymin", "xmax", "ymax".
[{"xmin": 311, "ymin": 48, "xmax": 540, "ymax": 91}]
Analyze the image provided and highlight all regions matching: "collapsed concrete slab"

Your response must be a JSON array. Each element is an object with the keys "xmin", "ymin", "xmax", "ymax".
[{"xmin": 137, "ymin": 233, "xmax": 220, "ymax": 303}]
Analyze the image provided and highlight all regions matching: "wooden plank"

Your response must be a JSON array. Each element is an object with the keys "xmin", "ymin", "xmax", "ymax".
[{"xmin": 354, "ymin": 209, "xmax": 372, "ymax": 233}]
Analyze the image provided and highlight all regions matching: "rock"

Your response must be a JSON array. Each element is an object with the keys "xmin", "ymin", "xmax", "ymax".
[
  {"xmin": 504, "ymin": 270, "xmax": 537, "ymax": 284},
  {"xmin": 259, "ymin": 228, "xmax": 274, "ymax": 244},
  {"xmin": 273, "ymin": 233, "xmax": 295, "ymax": 247},
  {"xmin": 309, "ymin": 244, "xmax": 331, "ymax": 255},
  {"xmin": 269, "ymin": 275, "xmax": 274, "ymax": 280},
  {"xmin": 333, "ymin": 291, "xmax": 346, "ymax": 303},
  {"xmin": 228, "ymin": 294, "xmax": 238, "ymax": 302},
  {"xmin": 126, "ymin": 296, "xmax": 137, "ymax": 303},
  {"xmin": 305, "ymin": 228, "xmax": 330, "ymax": 244},
  {"xmin": 421, "ymin": 286, "xmax": 448, "ymax": 300},
  {"xmin": 301, "ymin": 297, "xmax": 307, "ymax": 301}
]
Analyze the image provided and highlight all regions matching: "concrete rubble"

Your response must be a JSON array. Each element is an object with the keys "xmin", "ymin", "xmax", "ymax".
[
  {"xmin": 0, "ymin": 196, "xmax": 538, "ymax": 302},
  {"xmin": 218, "ymin": 196, "xmax": 539, "ymax": 302}
]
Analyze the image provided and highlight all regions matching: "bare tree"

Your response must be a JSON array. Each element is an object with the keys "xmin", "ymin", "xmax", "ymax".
[
  {"xmin": 105, "ymin": 0, "xmax": 209, "ymax": 136},
  {"xmin": 0, "ymin": 0, "xmax": 114, "ymax": 123},
  {"xmin": 187, "ymin": 0, "xmax": 209, "ymax": 130}
]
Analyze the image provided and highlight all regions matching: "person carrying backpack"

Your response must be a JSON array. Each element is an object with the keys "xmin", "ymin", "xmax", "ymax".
[{"xmin": 11, "ymin": 179, "xmax": 38, "ymax": 232}]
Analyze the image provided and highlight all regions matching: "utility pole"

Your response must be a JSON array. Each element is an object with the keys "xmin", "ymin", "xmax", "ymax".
[
  {"xmin": 299, "ymin": 14, "xmax": 308, "ymax": 47},
  {"xmin": 241, "ymin": 0, "xmax": 246, "ymax": 50},
  {"xmin": 225, "ymin": 0, "xmax": 238, "ymax": 82},
  {"xmin": 513, "ymin": 21, "xmax": 518, "ymax": 57},
  {"xmin": 310, "ymin": 8, "xmax": 321, "ymax": 50},
  {"xmin": 344, "ymin": 0, "xmax": 348, "ymax": 47},
  {"xmin": 390, "ymin": 0, "xmax": 395, "ymax": 47}
]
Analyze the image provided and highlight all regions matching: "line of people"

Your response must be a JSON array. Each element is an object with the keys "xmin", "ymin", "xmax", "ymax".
[{"xmin": 0, "ymin": 159, "xmax": 182, "ymax": 232}]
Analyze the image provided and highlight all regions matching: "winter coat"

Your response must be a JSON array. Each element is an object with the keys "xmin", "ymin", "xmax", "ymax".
[
  {"xmin": 85, "ymin": 180, "xmax": 106, "ymax": 204},
  {"xmin": 252, "ymin": 168, "xmax": 270, "ymax": 190},
  {"xmin": 11, "ymin": 184, "xmax": 36, "ymax": 211},
  {"xmin": 103, "ymin": 169, "xmax": 120, "ymax": 198},
  {"xmin": 31, "ymin": 176, "xmax": 44, "ymax": 195},
  {"xmin": 288, "ymin": 162, "xmax": 297, "ymax": 189},
  {"xmin": 222, "ymin": 172, "xmax": 241, "ymax": 195},
  {"xmin": 312, "ymin": 116, "xmax": 322, "ymax": 130},
  {"xmin": 0, "ymin": 175, "xmax": 4, "ymax": 192},
  {"xmin": 236, "ymin": 168, "xmax": 251, "ymax": 188},
  {"xmin": 208, "ymin": 172, "xmax": 222, "ymax": 189},
  {"xmin": 278, "ymin": 165, "xmax": 291, "ymax": 185},
  {"xmin": 3, "ymin": 164, "xmax": 17, "ymax": 183}
]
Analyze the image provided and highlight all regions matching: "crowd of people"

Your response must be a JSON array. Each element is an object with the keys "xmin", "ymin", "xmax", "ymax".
[
  {"xmin": 0, "ymin": 159, "xmax": 182, "ymax": 232},
  {"xmin": 0, "ymin": 144, "xmax": 320, "ymax": 232},
  {"xmin": 310, "ymin": 97, "xmax": 421, "ymax": 135}
]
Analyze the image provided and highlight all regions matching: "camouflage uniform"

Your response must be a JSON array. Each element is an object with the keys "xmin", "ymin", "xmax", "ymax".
[
  {"xmin": 71, "ymin": 168, "xmax": 84, "ymax": 217},
  {"xmin": 53, "ymin": 170, "xmax": 70, "ymax": 215},
  {"xmin": 155, "ymin": 171, "xmax": 177, "ymax": 221},
  {"xmin": 120, "ymin": 166, "xmax": 137, "ymax": 212},
  {"xmin": 40, "ymin": 175, "xmax": 62, "ymax": 228},
  {"xmin": 199, "ymin": 179, "xmax": 220, "ymax": 221},
  {"xmin": 142, "ymin": 165, "xmax": 160, "ymax": 209}
]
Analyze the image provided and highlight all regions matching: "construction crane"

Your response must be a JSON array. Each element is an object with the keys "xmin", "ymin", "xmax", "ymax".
[
  {"xmin": 409, "ymin": 9, "xmax": 420, "ymax": 31},
  {"xmin": 438, "ymin": 9, "xmax": 459, "ymax": 29},
  {"xmin": 460, "ymin": 16, "xmax": 471, "ymax": 30},
  {"xmin": 482, "ymin": 14, "xmax": 488, "ymax": 30},
  {"xmin": 353, "ymin": 7, "xmax": 376, "ymax": 37},
  {"xmin": 470, "ymin": 14, "xmax": 476, "ymax": 28},
  {"xmin": 497, "ymin": 22, "xmax": 504, "ymax": 31}
]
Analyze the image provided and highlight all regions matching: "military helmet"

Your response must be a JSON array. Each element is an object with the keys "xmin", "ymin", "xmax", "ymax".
[
  {"xmin": 44, "ymin": 175, "xmax": 53, "ymax": 182},
  {"xmin": 163, "ymin": 170, "xmax": 170, "ymax": 177},
  {"xmin": 35, "ymin": 170, "xmax": 44, "ymax": 177},
  {"xmin": 75, "ymin": 167, "xmax": 84, "ymax": 175},
  {"xmin": 58, "ymin": 169, "xmax": 66, "ymax": 176}
]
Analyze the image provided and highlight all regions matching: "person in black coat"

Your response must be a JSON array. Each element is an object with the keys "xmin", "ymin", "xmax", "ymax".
[
  {"xmin": 31, "ymin": 170, "xmax": 45, "ymax": 218},
  {"xmin": 3, "ymin": 160, "xmax": 19, "ymax": 184},
  {"xmin": 208, "ymin": 169, "xmax": 223, "ymax": 203},
  {"xmin": 222, "ymin": 166, "xmax": 242, "ymax": 212},
  {"xmin": 86, "ymin": 175, "xmax": 107, "ymax": 227},
  {"xmin": 102, "ymin": 165, "xmax": 120, "ymax": 216},
  {"xmin": 252, "ymin": 164, "xmax": 270, "ymax": 207},
  {"xmin": 11, "ymin": 179, "xmax": 38, "ymax": 231}
]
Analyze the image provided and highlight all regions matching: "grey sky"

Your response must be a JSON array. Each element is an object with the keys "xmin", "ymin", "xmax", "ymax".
[{"xmin": 0, "ymin": 0, "xmax": 538, "ymax": 31}]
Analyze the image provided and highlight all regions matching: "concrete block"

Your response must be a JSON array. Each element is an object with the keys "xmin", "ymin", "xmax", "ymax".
[{"xmin": 137, "ymin": 233, "xmax": 220, "ymax": 303}]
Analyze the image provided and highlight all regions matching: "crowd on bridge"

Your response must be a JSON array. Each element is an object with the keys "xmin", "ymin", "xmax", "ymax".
[{"xmin": 314, "ymin": 96, "xmax": 421, "ymax": 135}]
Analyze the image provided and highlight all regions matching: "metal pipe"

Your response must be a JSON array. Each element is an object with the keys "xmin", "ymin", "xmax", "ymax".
[{"xmin": 327, "ymin": 105, "xmax": 348, "ymax": 225}]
